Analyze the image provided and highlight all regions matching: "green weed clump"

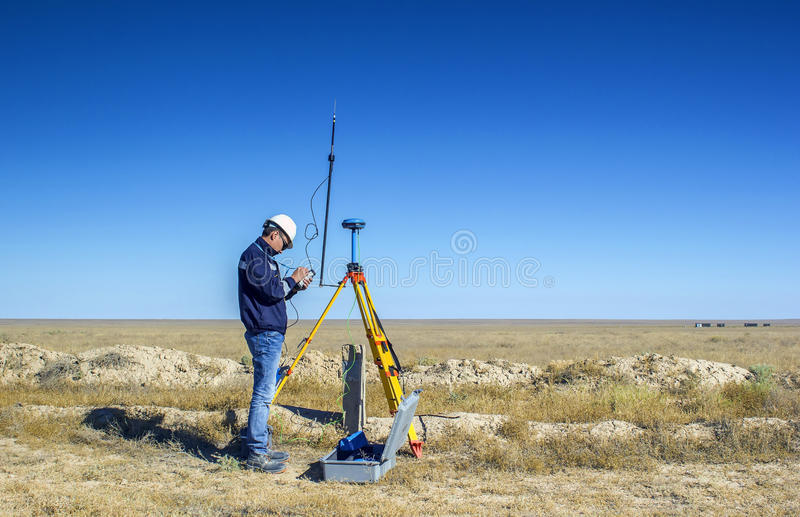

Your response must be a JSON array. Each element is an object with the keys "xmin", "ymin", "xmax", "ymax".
[
  {"xmin": 215, "ymin": 454, "xmax": 242, "ymax": 471},
  {"xmin": 749, "ymin": 364, "xmax": 775, "ymax": 384},
  {"xmin": 415, "ymin": 356, "xmax": 438, "ymax": 367}
]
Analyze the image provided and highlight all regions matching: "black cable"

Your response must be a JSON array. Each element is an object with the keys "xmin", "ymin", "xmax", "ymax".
[
  {"xmin": 278, "ymin": 173, "xmax": 331, "ymax": 360},
  {"xmin": 303, "ymin": 175, "xmax": 329, "ymax": 271},
  {"xmin": 286, "ymin": 298, "xmax": 300, "ymax": 329},
  {"xmin": 276, "ymin": 172, "xmax": 324, "ymax": 333}
]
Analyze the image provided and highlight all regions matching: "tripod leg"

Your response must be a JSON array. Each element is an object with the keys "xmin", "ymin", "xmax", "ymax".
[
  {"xmin": 354, "ymin": 280, "xmax": 424, "ymax": 458},
  {"xmin": 272, "ymin": 277, "xmax": 348, "ymax": 402}
]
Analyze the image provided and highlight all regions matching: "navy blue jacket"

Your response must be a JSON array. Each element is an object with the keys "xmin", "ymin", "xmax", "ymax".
[{"xmin": 238, "ymin": 237, "xmax": 298, "ymax": 334}]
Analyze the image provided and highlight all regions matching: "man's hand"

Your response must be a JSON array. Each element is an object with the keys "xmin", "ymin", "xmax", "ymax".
[{"xmin": 291, "ymin": 267, "xmax": 312, "ymax": 290}]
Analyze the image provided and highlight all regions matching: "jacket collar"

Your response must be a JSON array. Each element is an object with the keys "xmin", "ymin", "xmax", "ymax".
[{"xmin": 255, "ymin": 237, "xmax": 279, "ymax": 257}]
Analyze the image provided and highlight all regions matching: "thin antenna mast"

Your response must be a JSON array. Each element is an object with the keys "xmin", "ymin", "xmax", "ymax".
[{"xmin": 318, "ymin": 101, "xmax": 335, "ymax": 286}]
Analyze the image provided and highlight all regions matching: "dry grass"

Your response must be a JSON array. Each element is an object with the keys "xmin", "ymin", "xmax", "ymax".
[
  {"xmin": 3, "ymin": 376, "xmax": 798, "ymax": 429},
  {"xmin": 0, "ymin": 383, "xmax": 253, "ymax": 412},
  {"xmin": 436, "ymin": 419, "xmax": 798, "ymax": 473},
  {"xmin": 2, "ymin": 318, "xmax": 799, "ymax": 370},
  {"xmin": 2, "ymin": 376, "xmax": 798, "ymax": 478},
  {"xmin": 1, "ymin": 408, "xmax": 799, "ymax": 515},
  {"xmin": 2, "ymin": 319, "xmax": 800, "ymax": 514}
]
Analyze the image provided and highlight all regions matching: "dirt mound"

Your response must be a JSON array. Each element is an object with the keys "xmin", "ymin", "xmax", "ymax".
[
  {"xmin": 545, "ymin": 353, "xmax": 753, "ymax": 391},
  {"xmin": 0, "ymin": 343, "xmax": 74, "ymax": 384},
  {"xmin": 10, "ymin": 403, "xmax": 798, "ymax": 453},
  {"xmin": 401, "ymin": 353, "xmax": 751, "ymax": 391},
  {"xmin": 7, "ymin": 403, "xmax": 332, "ymax": 448},
  {"xmin": 0, "ymin": 343, "xmax": 757, "ymax": 393},
  {"xmin": 363, "ymin": 412, "xmax": 798, "ymax": 447},
  {"xmin": 778, "ymin": 369, "xmax": 800, "ymax": 390},
  {"xmin": 403, "ymin": 358, "xmax": 541, "ymax": 387},
  {"xmin": 285, "ymin": 350, "xmax": 342, "ymax": 384},
  {"xmin": 602, "ymin": 353, "xmax": 753, "ymax": 390},
  {"xmin": 0, "ymin": 343, "xmax": 250, "ymax": 388},
  {"xmin": 272, "ymin": 352, "xmax": 542, "ymax": 388},
  {"xmin": 365, "ymin": 413, "xmax": 646, "ymax": 442}
]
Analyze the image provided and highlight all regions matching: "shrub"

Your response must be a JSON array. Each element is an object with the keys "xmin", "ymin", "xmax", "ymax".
[{"xmin": 748, "ymin": 364, "xmax": 775, "ymax": 385}]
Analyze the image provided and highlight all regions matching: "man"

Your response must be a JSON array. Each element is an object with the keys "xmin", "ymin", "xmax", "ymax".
[{"xmin": 238, "ymin": 213, "xmax": 312, "ymax": 473}]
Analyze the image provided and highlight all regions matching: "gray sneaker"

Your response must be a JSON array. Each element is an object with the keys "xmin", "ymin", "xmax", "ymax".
[{"xmin": 246, "ymin": 453, "xmax": 287, "ymax": 474}]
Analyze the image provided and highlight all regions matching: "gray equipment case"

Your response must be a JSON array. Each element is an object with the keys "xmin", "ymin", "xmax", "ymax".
[{"xmin": 319, "ymin": 389, "xmax": 422, "ymax": 483}]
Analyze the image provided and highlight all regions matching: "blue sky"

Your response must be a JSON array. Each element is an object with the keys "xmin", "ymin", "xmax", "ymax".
[{"xmin": 1, "ymin": 1, "xmax": 798, "ymax": 319}]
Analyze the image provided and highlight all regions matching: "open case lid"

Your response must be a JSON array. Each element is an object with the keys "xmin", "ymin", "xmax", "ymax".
[{"xmin": 380, "ymin": 389, "xmax": 422, "ymax": 462}]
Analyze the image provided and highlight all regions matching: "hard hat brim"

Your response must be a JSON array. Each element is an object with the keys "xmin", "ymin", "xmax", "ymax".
[{"xmin": 265, "ymin": 220, "xmax": 293, "ymax": 249}]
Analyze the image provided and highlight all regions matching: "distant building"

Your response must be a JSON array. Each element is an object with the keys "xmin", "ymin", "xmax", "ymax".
[
  {"xmin": 763, "ymin": 323, "xmax": 771, "ymax": 327},
  {"xmin": 717, "ymin": 323, "xmax": 725, "ymax": 327},
  {"xmin": 695, "ymin": 322, "xmax": 711, "ymax": 328},
  {"xmin": 744, "ymin": 322, "xmax": 758, "ymax": 327}
]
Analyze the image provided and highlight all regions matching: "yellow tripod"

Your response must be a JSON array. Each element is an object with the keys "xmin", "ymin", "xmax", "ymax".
[{"xmin": 272, "ymin": 219, "xmax": 424, "ymax": 458}]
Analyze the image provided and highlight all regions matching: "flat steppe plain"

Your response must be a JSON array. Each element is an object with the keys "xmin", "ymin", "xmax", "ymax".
[
  {"xmin": 2, "ymin": 318, "xmax": 797, "ymax": 368},
  {"xmin": 1, "ymin": 319, "xmax": 798, "ymax": 516}
]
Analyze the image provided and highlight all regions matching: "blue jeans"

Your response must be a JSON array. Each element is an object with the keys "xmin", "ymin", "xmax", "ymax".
[{"xmin": 245, "ymin": 329, "xmax": 284, "ymax": 455}]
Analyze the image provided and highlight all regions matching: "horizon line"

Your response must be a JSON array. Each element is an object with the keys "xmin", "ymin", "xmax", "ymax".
[{"xmin": 1, "ymin": 317, "xmax": 797, "ymax": 323}]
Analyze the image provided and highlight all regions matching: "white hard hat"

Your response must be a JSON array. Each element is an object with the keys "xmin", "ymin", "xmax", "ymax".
[{"xmin": 264, "ymin": 214, "xmax": 297, "ymax": 249}]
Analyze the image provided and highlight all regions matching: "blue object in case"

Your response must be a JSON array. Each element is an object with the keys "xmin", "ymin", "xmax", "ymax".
[
  {"xmin": 338, "ymin": 431, "xmax": 368, "ymax": 455},
  {"xmin": 320, "ymin": 389, "xmax": 422, "ymax": 483}
]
